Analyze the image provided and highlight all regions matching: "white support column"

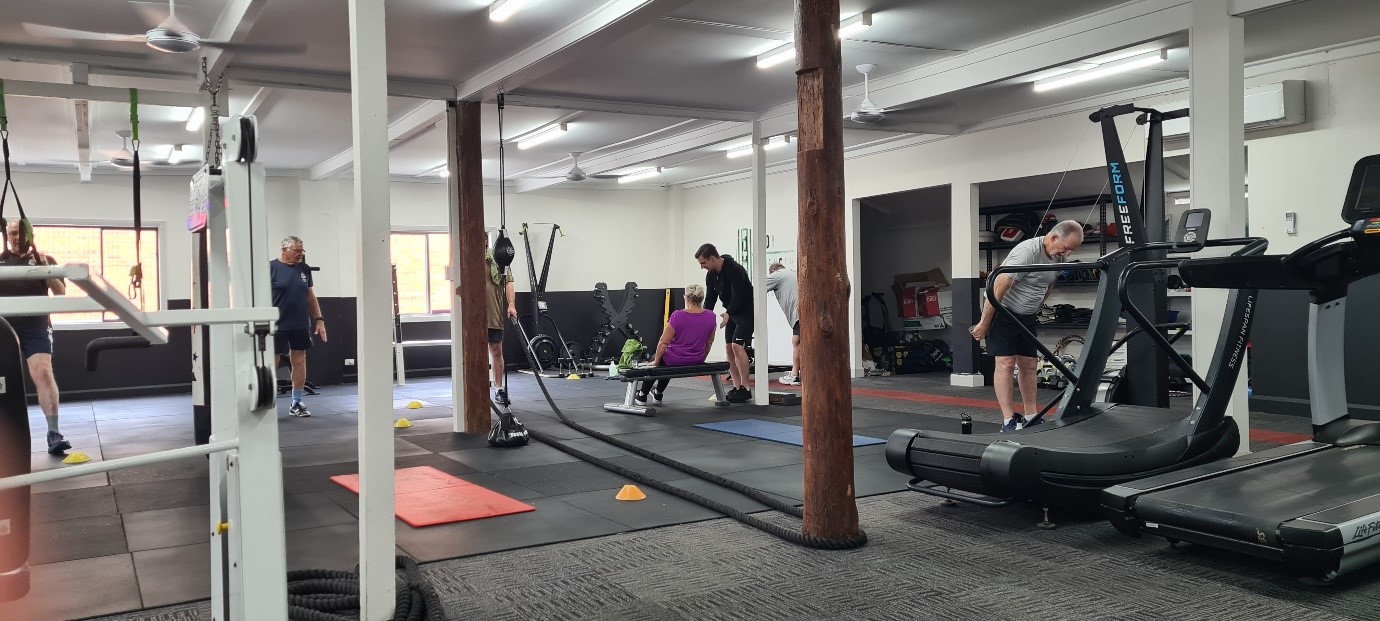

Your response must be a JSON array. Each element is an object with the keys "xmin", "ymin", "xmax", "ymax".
[
  {"xmin": 751, "ymin": 121, "xmax": 770, "ymax": 405},
  {"xmin": 347, "ymin": 0, "xmax": 396, "ymax": 617},
  {"xmin": 667, "ymin": 185, "xmax": 685, "ymax": 285},
  {"xmin": 446, "ymin": 104, "xmax": 466, "ymax": 432},
  {"xmin": 951, "ymin": 182, "xmax": 984, "ymax": 387},
  {"xmin": 1189, "ymin": 0, "xmax": 1249, "ymax": 453}
]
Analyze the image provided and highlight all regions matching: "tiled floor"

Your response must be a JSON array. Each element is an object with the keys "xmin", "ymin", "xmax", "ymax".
[{"xmin": 8, "ymin": 372, "xmax": 1314, "ymax": 620}]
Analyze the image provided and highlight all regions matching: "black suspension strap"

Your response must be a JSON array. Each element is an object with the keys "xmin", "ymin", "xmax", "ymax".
[
  {"xmin": 0, "ymin": 80, "xmax": 33, "ymax": 254},
  {"xmin": 128, "ymin": 89, "xmax": 144, "ymax": 306}
]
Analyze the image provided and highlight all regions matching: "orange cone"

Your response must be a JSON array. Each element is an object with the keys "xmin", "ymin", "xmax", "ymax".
[{"xmin": 615, "ymin": 484, "xmax": 646, "ymax": 501}]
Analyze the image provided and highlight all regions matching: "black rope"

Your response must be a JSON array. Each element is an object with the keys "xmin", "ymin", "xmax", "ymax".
[
  {"xmin": 128, "ymin": 89, "xmax": 144, "ymax": 306},
  {"xmin": 496, "ymin": 339, "xmax": 868, "ymax": 550},
  {"xmin": 0, "ymin": 79, "xmax": 32, "ymax": 255},
  {"xmin": 285, "ymin": 555, "xmax": 445, "ymax": 621}
]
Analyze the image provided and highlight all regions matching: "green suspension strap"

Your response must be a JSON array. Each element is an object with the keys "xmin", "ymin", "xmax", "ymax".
[
  {"xmin": 0, "ymin": 80, "xmax": 34, "ymax": 255},
  {"xmin": 128, "ymin": 88, "xmax": 144, "ymax": 306}
]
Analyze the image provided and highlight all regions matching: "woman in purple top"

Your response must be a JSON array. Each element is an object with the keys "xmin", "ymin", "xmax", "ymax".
[{"xmin": 635, "ymin": 283, "xmax": 718, "ymax": 404}]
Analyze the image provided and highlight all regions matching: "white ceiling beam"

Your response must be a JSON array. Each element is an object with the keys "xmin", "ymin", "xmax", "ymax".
[
  {"xmin": 237, "ymin": 87, "xmax": 273, "ymax": 117},
  {"xmin": 503, "ymin": 93, "xmax": 757, "ymax": 122},
  {"xmin": 1229, "ymin": 0, "xmax": 1306, "ymax": 15},
  {"xmin": 307, "ymin": 99, "xmax": 448, "ymax": 180},
  {"xmin": 455, "ymin": 0, "xmax": 695, "ymax": 101},
  {"xmin": 0, "ymin": 79, "xmax": 203, "ymax": 107},
  {"xmin": 515, "ymin": 121, "xmax": 748, "ymax": 192},
  {"xmin": 223, "ymin": 67, "xmax": 456, "ymax": 100},
  {"xmin": 202, "ymin": 0, "xmax": 271, "ymax": 78}
]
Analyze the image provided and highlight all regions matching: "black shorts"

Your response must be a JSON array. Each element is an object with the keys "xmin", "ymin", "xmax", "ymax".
[
  {"xmin": 13, "ymin": 324, "xmax": 53, "ymax": 359},
  {"xmin": 986, "ymin": 311, "xmax": 1039, "ymax": 358},
  {"xmin": 791, "ymin": 321, "xmax": 800, "ymax": 337},
  {"xmin": 487, "ymin": 329, "xmax": 504, "ymax": 344},
  {"xmin": 275, "ymin": 329, "xmax": 314, "ymax": 353},
  {"xmin": 724, "ymin": 315, "xmax": 753, "ymax": 347}
]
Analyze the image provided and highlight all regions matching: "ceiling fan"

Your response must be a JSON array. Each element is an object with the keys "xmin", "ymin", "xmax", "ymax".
[
  {"xmin": 535, "ymin": 153, "xmax": 620, "ymax": 182},
  {"xmin": 22, "ymin": 0, "xmax": 306, "ymax": 55},
  {"xmin": 844, "ymin": 64, "xmax": 958, "ymax": 134}
]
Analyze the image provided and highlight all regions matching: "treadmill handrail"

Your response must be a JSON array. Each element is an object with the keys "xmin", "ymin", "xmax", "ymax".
[{"xmin": 1282, "ymin": 228, "xmax": 1351, "ymax": 270}]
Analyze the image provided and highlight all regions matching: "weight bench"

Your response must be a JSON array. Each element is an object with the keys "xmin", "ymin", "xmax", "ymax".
[{"xmin": 604, "ymin": 362, "xmax": 731, "ymax": 416}]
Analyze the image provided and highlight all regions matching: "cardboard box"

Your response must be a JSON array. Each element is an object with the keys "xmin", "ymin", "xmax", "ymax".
[{"xmin": 893, "ymin": 269, "xmax": 949, "ymax": 319}]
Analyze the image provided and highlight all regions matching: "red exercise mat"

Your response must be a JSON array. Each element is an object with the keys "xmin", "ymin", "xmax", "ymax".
[{"xmin": 330, "ymin": 465, "xmax": 535, "ymax": 527}]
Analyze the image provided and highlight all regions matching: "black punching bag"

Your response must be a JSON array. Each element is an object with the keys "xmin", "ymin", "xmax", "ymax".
[{"xmin": 0, "ymin": 317, "xmax": 32, "ymax": 602}]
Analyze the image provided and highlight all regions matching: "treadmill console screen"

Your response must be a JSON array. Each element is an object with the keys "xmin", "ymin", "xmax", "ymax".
[
  {"xmin": 1173, "ymin": 208, "xmax": 1211, "ymax": 252},
  {"xmin": 1342, "ymin": 154, "xmax": 1380, "ymax": 222}
]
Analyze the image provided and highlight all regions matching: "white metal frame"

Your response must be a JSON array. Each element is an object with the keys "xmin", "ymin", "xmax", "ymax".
[{"xmin": 0, "ymin": 115, "xmax": 290, "ymax": 621}]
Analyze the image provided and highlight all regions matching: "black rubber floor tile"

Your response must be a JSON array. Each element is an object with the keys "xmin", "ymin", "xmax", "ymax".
[
  {"xmin": 280, "ymin": 438, "xmax": 429, "ymax": 468},
  {"xmin": 285, "ymin": 491, "xmax": 358, "ymax": 532},
  {"xmin": 29, "ymin": 513, "xmax": 128, "ymax": 564},
  {"xmin": 592, "ymin": 427, "xmax": 752, "ymax": 454},
  {"xmin": 553, "ymin": 487, "xmax": 725, "ymax": 530},
  {"xmin": 123, "ymin": 504, "xmax": 209, "ymax": 552},
  {"xmin": 133, "ymin": 543, "xmax": 212, "ymax": 607},
  {"xmin": 394, "ymin": 497, "xmax": 627, "ymax": 562},
  {"xmin": 440, "ymin": 442, "xmax": 584, "ymax": 471},
  {"xmin": 31, "ymin": 485, "xmax": 118, "ymax": 523},
  {"xmin": 108, "ymin": 454, "xmax": 209, "ymax": 486},
  {"xmin": 402, "ymin": 430, "xmax": 500, "ymax": 453},
  {"xmin": 657, "ymin": 441, "xmax": 806, "ymax": 475},
  {"xmin": 5, "ymin": 554, "xmax": 141, "ymax": 621},
  {"xmin": 660, "ymin": 477, "xmax": 790, "ymax": 513},
  {"xmin": 286, "ymin": 523, "xmax": 362, "ymax": 572},
  {"xmin": 495, "ymin": 461, "xmax": 634, "ymax": 496},
  {"xmin": 113, "ymin": 476, "xmax": 206, "ymax": 513}
]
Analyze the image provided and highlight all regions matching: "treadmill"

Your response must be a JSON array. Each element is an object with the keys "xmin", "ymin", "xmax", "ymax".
[
  {"xmin": 885, "ymin": 106, "xmax": 1268, "ymax": 514},
  {"xmin": 1103, "ymin": 154, "xmax": 1380, "ymax": 583}
]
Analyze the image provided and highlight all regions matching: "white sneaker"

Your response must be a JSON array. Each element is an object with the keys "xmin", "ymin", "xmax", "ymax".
[
  {"xmin": 634, "ymin": 392, "xmax": 649, "ymax": 405},
  {"xmin": 780, "ymin": 374, "xmax": 801, "ymax": 386}
]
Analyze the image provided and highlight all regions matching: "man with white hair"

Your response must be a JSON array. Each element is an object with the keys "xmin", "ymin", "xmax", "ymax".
[
  {"xmin": 271, "ymin": 236, "xmax": 326, "ymax": 417},
  {"xmin": 970, "ymin": 220, "xmax": 1083, "ymax": 431}
]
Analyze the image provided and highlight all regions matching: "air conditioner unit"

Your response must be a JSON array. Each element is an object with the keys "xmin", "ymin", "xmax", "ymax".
[{"xmin": 1160, "ymin": 80, "xmax": 1305, "ymax": 140}]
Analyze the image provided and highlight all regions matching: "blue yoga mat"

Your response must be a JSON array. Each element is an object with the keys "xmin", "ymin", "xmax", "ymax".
[{"xmin": 694, "ymin": 419, "xmax": 885, "ymax": 447}]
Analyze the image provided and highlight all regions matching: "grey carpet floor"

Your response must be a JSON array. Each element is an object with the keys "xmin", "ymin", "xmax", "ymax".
[{"xmin": 91, "ymin": 490, "xmax": 1380, "ymax": 621}]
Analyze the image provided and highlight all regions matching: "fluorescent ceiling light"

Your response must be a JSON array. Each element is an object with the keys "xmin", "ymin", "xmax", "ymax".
[
  {"xmin": 756, "ymin": 43, "xmax": 795, "ymax": 69},
  {"xmin": 837, "ymin": 12, "xmax": 872, "ymax": 39},
  {"xmin": 763, "ymin": 135, "xmax": 791, "ymax": 151},
  {"xmin": 489, "ymin": 0, "xmax": 532, "ymax": 22},
  {"xmin": 167, "ymin": 144, "xmax": 183, "ymax": 165},
  {"xmin": 516, "ymin": 123, "xmax": 566, "ymax": 150},
  {"xmin": 1032, "ymin": 49, "xmax": 1167, "ymax": 93},
  {"xmin": 1173, "ymin": 197, "xmax": 1191, "ymax": 205},
  {"xmin": 726, "ymin": 145, "xmax": 754, "ymax": 159},
  {"xmin": 439, "ymin": 168, "xmax": 451, "ymax": 178},
  {"xmin": 618, "ymin": 167, "xmax": 662, "ymax": 184},
  {"xmin": 185, "ymin": 107, "xmax": 205, "ymax": 132}
]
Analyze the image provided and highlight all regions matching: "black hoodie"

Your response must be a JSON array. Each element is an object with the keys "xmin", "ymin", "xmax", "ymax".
[{"xmin": 703, "ymin": 255, "xmax": 753, "ymax": 320}]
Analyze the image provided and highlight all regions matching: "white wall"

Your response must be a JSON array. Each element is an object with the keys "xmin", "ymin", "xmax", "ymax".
[{"xmin": 679, "ymin": 49, "xmax": 1380, "ymax": 374}]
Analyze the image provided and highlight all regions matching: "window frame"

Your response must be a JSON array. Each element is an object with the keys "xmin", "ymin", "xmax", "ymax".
[
  {"xmin": 390, "ymin": 228, "xmax": 452, "ymax": 322},
  {"xmin": 29, "ymin": 219, "xmax": 167, "ymax": 330}
]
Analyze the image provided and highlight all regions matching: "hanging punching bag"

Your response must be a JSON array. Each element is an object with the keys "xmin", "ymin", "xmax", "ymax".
[
  {"xmin": 0, "ymin": 317, "xmax": 32, "ymax": 602},
  {"xmin": 492, "ymin": 228, "xmax": 516, "ymax": 268}
]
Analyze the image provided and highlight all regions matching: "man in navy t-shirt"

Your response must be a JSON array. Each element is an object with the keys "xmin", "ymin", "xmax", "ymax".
[{"xmin": 271, "ymin": 236, "xmax": 326, "ymax": 417}]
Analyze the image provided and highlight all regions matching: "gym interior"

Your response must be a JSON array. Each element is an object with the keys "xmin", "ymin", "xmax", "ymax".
[{"xmin": 2, "ymin": 1, "xmax": 1380, "ymax": 620}]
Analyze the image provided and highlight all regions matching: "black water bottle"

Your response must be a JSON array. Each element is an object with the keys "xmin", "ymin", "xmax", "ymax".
[{"xmin": 960, "ymin": 413, "xmax": 973, "ymax": 435}]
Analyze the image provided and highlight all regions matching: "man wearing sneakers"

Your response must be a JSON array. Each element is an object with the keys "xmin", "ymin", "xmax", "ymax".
[
  {"xmin": 969, "ymin": 220, "xmax": 1083, "ymax": 431},
  {"xmin": 765, "ymin": 261, "xmax": 802, "ymax": 386},
  {"xmin": 697, "ymin": 243, "xmax": 754, "ymax": 403},
  {"xmin": 482, "ymin": 230, "xmax": 518, "ymax": 406},
  {"xmin": 271, "ymin": 236, "xmax": 326, "ymax": 417},
  {"xmin": 0, "ymin": 221, "xmax": 71, "ymax": 454}
]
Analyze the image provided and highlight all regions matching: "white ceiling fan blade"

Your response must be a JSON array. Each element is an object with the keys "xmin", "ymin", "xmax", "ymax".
[
  {"xmin": 846, "ymin": 119, "xmax": 961, "ymax": 135},
  {"xmin": 129, "ymin": 2, "xmax": 171, "ymax": 29},
  {"xmin": 200, "ymin": 40, "xmax": 308, "ymax": 55},
  {"xmin": 22, "ymin": 23, "xmax": 147, "ymax": 42}
]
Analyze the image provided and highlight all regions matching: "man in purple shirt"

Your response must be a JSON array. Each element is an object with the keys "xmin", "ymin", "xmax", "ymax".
[{"xmin": 635, "ymin": 284, "xmax": 717, "ymax": 405}]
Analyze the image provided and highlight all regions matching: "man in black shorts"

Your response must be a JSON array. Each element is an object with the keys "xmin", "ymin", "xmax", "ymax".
[
  {"xmin": 766, "ymin": 261, "xmax": 801, "ymax": 385},
  {"xmin": 481, "ymin": 230, "xmax": 517, "ymax": 405},
  {"xmin": 0, "ymin": 221, "xmax": 71, "ymax": 454},
  {"xmin": 697, "ymin": 243, "xmax": 753, "ymax": 403},
  {"xmin": 271, "ymin": 236, "xmax": 326, "ymax": 417},
  {"xmin": 970, "ymin": 220, "xmax": 1083, "ymax": 431}
]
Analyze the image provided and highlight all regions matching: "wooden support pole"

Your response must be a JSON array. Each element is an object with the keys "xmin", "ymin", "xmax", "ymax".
[
  {"xmin": 795, "ymin": 0, "xmax": 859, "ymax": 540},
  {"xmin": 452, "ymin": 100, "xmax": 489, "ymax": 433}
]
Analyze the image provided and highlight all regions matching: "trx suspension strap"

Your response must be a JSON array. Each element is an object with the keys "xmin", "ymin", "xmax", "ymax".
[
  {"xmin": 128, "ymin": 89, "xmax": 144, "ymax": 307},
  {"xmin": 0, "ymin": 80, "xmax": 33, "ymax": 255}
]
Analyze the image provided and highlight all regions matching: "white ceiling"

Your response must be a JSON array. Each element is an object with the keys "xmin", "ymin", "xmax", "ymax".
[{"xmin": 0, "ymin": 0, "xmax": 1373, "ymax": 189}]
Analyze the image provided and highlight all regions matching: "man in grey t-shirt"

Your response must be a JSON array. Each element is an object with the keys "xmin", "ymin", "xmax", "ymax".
[
  {"xmin": 970, "ymin": 220, "xmax": 1083, "ymax": 431},
  {"xmin": 766, "ymin": 262, "xmax": 801, "ymax": 385}
]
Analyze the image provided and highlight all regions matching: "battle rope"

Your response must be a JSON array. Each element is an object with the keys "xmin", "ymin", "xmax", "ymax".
[
  {"xmin": 284, "ymin": 555, "xmax": 445, "ymax": 621},
  {"xmin": 495, "ymin": 341, "xmax": 869, "ymax": 550}
]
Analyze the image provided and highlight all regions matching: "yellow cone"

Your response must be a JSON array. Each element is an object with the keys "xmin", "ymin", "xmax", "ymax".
[
  {"xmin": 62, "ymin": 451, "xmax": 92, "ymax": 465},
  {"xmin": 615, "ymin": 484, "xmax": 646, "ymax": 501},
  {"xmin": 393, "ymin": 418, "xmax": 414, "ymax": 429},
  {"xmin": 567, "ymin": 373, "xmax": 581, "ymax": 380},
  {"xmin": 405, "ymin": 400, "xmax": 423, "ymax": 409}
]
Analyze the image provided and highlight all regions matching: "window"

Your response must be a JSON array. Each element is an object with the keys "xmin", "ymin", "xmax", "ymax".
[
  {"xmin": 389, "ymin": 232, "xmax": 451, "ymax": 316},
  {"xmin": 31, "ymin": 225, "xmax": 160, "ymax": 324}
]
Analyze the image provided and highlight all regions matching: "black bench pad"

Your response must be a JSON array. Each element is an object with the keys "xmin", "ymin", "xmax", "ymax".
[{"xmin": 619, "ymin": 362, "xmax": 730, "ymax": 380}]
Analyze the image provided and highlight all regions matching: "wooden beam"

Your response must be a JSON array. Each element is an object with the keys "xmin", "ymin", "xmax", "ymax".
[
  {"xmin": 453, "ymin": 101, "xmax": 490, "ymax": 434},
  {"xmin": 795, "ymin": 0, "xmax": 859, "ymax": 541}
]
